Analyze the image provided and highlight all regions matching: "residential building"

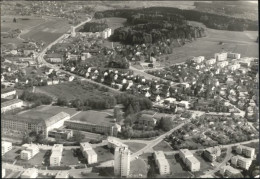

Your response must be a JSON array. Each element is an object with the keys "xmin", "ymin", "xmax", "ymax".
[
  {"xmin": 228, "ymin": 53, "xmax": 241, "ymax": 59},
  {"xmin": 80, "ymin": 142, "xmax": 92, "ymax": 152},
  {"xmin": 1, "ymin": 87, "xmax": 16, "ymax": 98},
  {"xmin": 85, "ymin": 149, "xmax": 98, "ymax": 164},
  {"xmin": 1, "ymin": 99, "xmax": 23, "ymax": 113},
  {"xmin": 231, "ymin": 155, "xmax": 252, "ymax": 170},
  {"xmin": 217, "ymin": 61, "xmax": 229, "ymax": 68},
  {"xmin": 107, "ymin": 136, "xmax": 128, "ymax": 149},
  {"xmin": 215, "ymin": 52, "xmax": 227, "ymax": 61},
  {"xmin": 21, "ymin": 144, "xmax": 39, "ymax": 160},
  {"xmin": 21, "ymin": 168, "xmax": 38, "ymax": 178},
  {"xmin": 179, "ymin": 149, "xmax": 200, "ymax": 172},
  {"xmin": 55, "ymin": 171, "xmax": 69, "ymax": 178},
  {"xmin": 203, "ymin": 147, "xmax": 221, "ymax": 162},
  {"xmin": 1, "ymin": 110, "xmax": 70, "ymax": 138},
  {"xmin": 114, "ymin": 147, "xmax": 131, "ymax": 177},
  {"xmin": 48, "ymin": 129, "xmax": 73, "ymax": 140},
  {"xmin": 2, "ymin": 141, "xmax": 12, "ymax": 156},
  {"xmin": 50, "ymin": 144, "xmax": 63, "ymax": 166},
  {"xmin": 205, "ymin": 58, "xmax": 216, "ymax": 66},
  {"xmin": 154, "ymin": 151, "xmax": 170, "ymax": 175},
  {"xmin": 220, "ymin": 165, "xmax": 241, "ymax": 177},
  {"xmin": 192, "ymin": 56, "xmax": 205, "ymax": 63},
  {"xmin": 236, "ymin": 145, "xmax": 255, "ymax": 159},
  {"xmin": 138, "ymin": 114, "xmax": 157, "ymax": 127}
]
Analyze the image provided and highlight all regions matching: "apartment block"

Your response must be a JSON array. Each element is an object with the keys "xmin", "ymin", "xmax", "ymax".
[
  {"xmin": 179, "ymin": 149, "xmax": 200, "ymax": 172},
  {"xmin": 236, "ymin": 145, "xmax": 255, "ymax": 159},
  {"xmin": 2, "ymin": 168, "xmax": 5, "ymax": 178},
  {"xmin": 50, "ymin": 144, "xmax": 63, "ymax": 166},
  {"xmin": 114, "ymin": 147, "xmax": 131, "ymax": 177},
  {"xmin": 154, "ymin": 151, "xmax": 170, "ymax": 175},
  {"xmin": 80, "ymin": 142, "xmax": 97, "ymax": 164},
  {"xmin": 21, "ymin": 168, "xmax": 38, "ymax": 178},
  {"xmin": 107, "ymin": 137, "xmax": 128, "ymax": 149},
  {"xmin": 203, "ymin": 147, "xmax": 221, "ymax": 162},
  {"xmin": 215, "ymin": 52, "xmax": 228, "ymax": 61},
  {"xmin": 231, "ymin": 155, "xmax": 252, "ymax": 170},
  {"xmin": 2, "ymin": 141, "xmax": 12, "ymax": 156},
  {"xmin": 21, "ymin": 144, "xmax": 39, "ymax": 160},
  {"xmin": 220, "ymin": 165, "xmax": 241, "ymax": 177}
]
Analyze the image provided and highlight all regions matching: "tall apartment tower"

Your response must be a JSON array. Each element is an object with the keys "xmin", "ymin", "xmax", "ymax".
[
  {"xmin": 71, "ymin": 26, "xmax": 76, "ymax": 37},
  {"xmin": 114, "ymin": 146, "xmax": 130, "ymax": 177}
]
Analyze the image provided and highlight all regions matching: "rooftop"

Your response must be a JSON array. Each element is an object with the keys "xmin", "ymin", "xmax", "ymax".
[
  {"xmin": 179, "ymin": 149, "xmax": 193, "ymax": 157},
  {"xmin": 85, "ymin": 149, "xmax": 97, "ymax": 156},
  {"xmin": 2, "ymin": 141, "xmax": 12, "ymax": 146},
  {"xmin": 221, "ymin": 165, "xmax": 240, "ymax": 174},
  {"xmin": 186, "ymin": 156, "xmax": 200, "ymax": 164},
  {"xmin": 1, "ymin": 99, "xmax": 23, "ymax": 108},
  {"xmin": 80, "ymin": 142, "xmax": 92, "ymax": 150},
  {"xmin": 154, "ymin": 151, "xmax": 166, "ymax": 160}
]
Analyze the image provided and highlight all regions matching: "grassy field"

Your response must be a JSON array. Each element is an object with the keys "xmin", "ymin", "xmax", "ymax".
[
  {"xmin": 123, "ymin": 142, "xmax": 146, "ymax": 153},
  {"xmin": 93, "ymin": 146, "xmax": 114, "ymax": 163},
  {"xmin": 37, "ymin": 81, "xmax": 116, "ymax": 101},
  {"xmin": 71, "ymin": 110, "xmax": 114, "ymax": 126},
  {"xmin": 153, "ymin": 141, "xmax": 173, "ymax": 151},
  {"xmin": 61, "ymin": 149, "xmax": 80, "ymax": 166},
  {"xmin": 130, "ymin": 158, "xmax": 148, "ymax": 177}
]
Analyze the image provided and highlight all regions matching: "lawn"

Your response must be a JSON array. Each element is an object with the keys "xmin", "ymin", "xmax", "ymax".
[
  {"xmin": 38, "ymin": 81, "xmax": 116, "ymax": 101},
  {"xmin": 61, "ymin": 149, "xmax": 80, "ymax": 166},
  {"xmin": 71, "ymin": 110, "xmax": 114, "ymax": 126},
  {"xmin": 130, "ymin": 158, "xmax": 148, "ymax": 178},
  {"xmin": 123, "ymin": 142, "xmax": 146, "ymax": 153},
  {"xmin": 153, "ymin": 141, "xmax": 173, "ymax": 152},
  {"xmin": 2, "ymin": 147, "xmax": 20, "ymax": 162},
  {"xmin": 93, "ymin": 146, "xmax": 114, "ymax": 163}
]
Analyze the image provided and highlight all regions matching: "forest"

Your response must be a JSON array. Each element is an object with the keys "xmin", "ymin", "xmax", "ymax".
[{"xmin": 94, "ymin": 6, "xmax": 258, "ymax": 33}]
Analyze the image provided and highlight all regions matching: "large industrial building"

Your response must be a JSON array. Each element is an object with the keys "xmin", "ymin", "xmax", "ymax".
[{"xmin": 1, "ymin": 110, "xmax": 70, "ymax": 138}]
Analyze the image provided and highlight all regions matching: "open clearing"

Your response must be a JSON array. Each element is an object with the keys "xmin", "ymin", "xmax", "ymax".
[
  {"xmin": 153, "ymin": 141, "xmax": 173, "ymax": 151},
  {"xmin": 130, "ymin": 158, "xmax": 148, "ymax": 177},
  {"xmin": 37, "ymin": 81, "xmax": 116, "ymax": 101},
  {"xmin": 123, "ymin": 142, "xmax": 147, "ymax": 153}
]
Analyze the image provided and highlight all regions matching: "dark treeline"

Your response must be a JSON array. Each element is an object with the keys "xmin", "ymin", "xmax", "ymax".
[
  {"xmin": 79, "ymin": 22, "xmax": 108, "ymax": 32},
  {"xmin": 94, "ymin": 7, "xmax": 258, "ymax": 32}
]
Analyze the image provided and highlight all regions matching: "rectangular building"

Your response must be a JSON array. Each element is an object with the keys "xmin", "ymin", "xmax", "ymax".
[
  {"xmin": 220, "ymin": 165, "xmax": 241, "ymax": 177},
  {"xmin": 114, "ymin": 147, "xmax": 131, "ymax": 177},
  {"xmin": 2, "ymin": 168, "xmax": 5, "ymax": 178},
  {"xmin": 21, "ymin": 168, "xmax": 38, "ymax": 178},
  {"xmin": 154, "ymin": 151, "xmax": 170, "ymax": 175},
  {"xmin": 179, "ymin": 149, "xmax": 200, "ymax": 172},
  {"xmin": 1, "ymin": 88, "xmax": 16, "ymax": 98},
  {"xmin": 227, "ymin": 53, "xmax": 241, "ymax": 59},
  {"xmin": 50, "ymin": 144, "xmax": 63, "ymax": 166},
  {"xmin": 48, "ymin": 129, "xmax": 73, "ymax": 140},
  {"xmin": 215, "ymin": 52, "xmax": 227, "ymax": 61},
  {"xmin": 1, "ymin": 99, "xmax": 23, "ymax": 113},
  {"xmin": 85, "ymin": 149, "xmax": 98, "ymax": 164},
  {"xmin": 203, "ymin": 147, "xmax": 221, "ymax": 162},
  {"xmin": 107, "ymin": 137, "xmax": 128, "ymax": 149},
  {"xmin": 21, "ymin": 144, "xmax": 39, "ymax": 160},
  {"xmin": 231, "ymin": 155, "xmax": 252, "ymax": 170},
  {"xmin": 2, "ymin": 141, "xmax": 12, "ymax": 156},
  {"xmin": 236, "ymin": 145, "xmax": 255, "ymax": 159}
]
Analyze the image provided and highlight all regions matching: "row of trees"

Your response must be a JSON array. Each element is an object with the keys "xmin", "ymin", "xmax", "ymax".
[{"xmin": 20, "ymin": 91, "xmax": 52, "ymax": 106}]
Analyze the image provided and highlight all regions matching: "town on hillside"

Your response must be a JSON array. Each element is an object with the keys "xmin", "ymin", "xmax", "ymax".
[{"xmin": 1, "ymin": 1, "xmax": 259, "ymax": 179}]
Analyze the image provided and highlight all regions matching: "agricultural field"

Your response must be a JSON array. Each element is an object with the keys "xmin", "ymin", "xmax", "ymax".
[{"xmin": 37, "ymin": 81, "xmax": 116, "ymax": 101}]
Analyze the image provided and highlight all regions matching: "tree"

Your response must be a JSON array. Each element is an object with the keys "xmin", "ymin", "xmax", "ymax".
[
  {"xmin": 158, "ymin": 117, "xmax": 174, "ymax": 131},
  {"xmin": 74, "ymin": 131, "xmax": 85, "ymax": 143},
  {"xmin": 57, "ymin": 98, "xmax": 68, "ymax": 106},
  {"xmin": 114, "ymin": 107, "xmax": 123, "ymax": 122},
  {"xmin": 13, "ymin": 18, "xmax": 16, "ymax": 23}
]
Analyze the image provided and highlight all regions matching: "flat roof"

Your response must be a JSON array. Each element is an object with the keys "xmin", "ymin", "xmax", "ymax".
[
  {"xmin": 22, "ymin": 143, "xmax": 38, "ymax": 150},
  {"xmin": 51, "ymin": 150, "xmax": 62, "ymax": 158},
  {"xmin": 179, "ymin": 149, "xmax": 193, "ymax": 157},
  {"xmin": 2, "ymin": 141, "xmax": 12, "ymax": 146},
  {"xmin": 154, "ymin": 151, "xmax": 166, "ymax": 160},
  {"xmin": 80, "ymin": 142, "xmax": 92, "ymax": 150},
  {"xmin": 85, "ymin": 149, "xmax": 97, "ymax": 156}
]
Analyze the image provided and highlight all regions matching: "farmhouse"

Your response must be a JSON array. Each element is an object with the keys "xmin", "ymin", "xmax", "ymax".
[{"xmin": 1, "ymin": 110, "xmax": 70, "ymax": 138}]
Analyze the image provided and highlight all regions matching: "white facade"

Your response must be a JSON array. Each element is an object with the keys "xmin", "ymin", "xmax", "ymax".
[
  {"xmin": 154, "ymin": 151, "xmax": 170, "ymax": 175},
  {"xmin": 179, "ymin": 149, "xmax": 200, "ymax": 172},
  {"xmin": 50, "ymin": 144, "xmax": 63, "ymax": 166},
  {"xmin": 1, "ymin": 89, "xmax": 16, "ymax": 98},
  {"xmin": 21, "ymin": 168, "xmax": 38, "ymax": 178},
  {"xmin": 215, "ymin": 52, "xmax": 227, "ymax": 61},
  {"xmin": 228, "ymin": 64, "xmax": 241, "ymax": 71},
  {"xmin": 114, "ymin": 147, "xmax": 130, "ymax": 177},
  {"xmin": 1, "ymin": 99, "xmax": 23, "ymax": 113},
  {"xmin": 217, "ymin": 61, "xmax": 229, "ymax": 68},
  {"xmin": 80, "ymin": 142, "xmax": 92, "ymax": 152},
  {"xmin": 192, "ymin": 56, "xmax": 205, "ymax": 63},
  {"xmin": 2, "ymin": 168, "xmax": 5, "ymax": 178},
  {"xmin": 85, "ymin": 149, "xmax": 98, "ymax": 164},
  {"xmin": 231, "ymin": 156, "xmax": 252, "ymax": 170},
  {"xmin": 2, "ymin": 141, "xmax": 12, "ymax": 156},
  {"xmin": 220, "ymin": 165, "xmax": 241, "ymax": 177},
  {"xmin": 107, "ymin": 137, "xmax": 128, "ymax": 149},
  {"xmin": 236, "ymin": 145, "xmax": 255, "ymax": 159},
  {"xmin": 205, "ymin": 58, "xmax": 216, "ymax": 66},
  {"xmin": 21, "ymin": 144, "xmax": 39, "ymax": 160},
  {"xmin": 101, "ymin": 31, "xmax": 108, "ymax": 39}
]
